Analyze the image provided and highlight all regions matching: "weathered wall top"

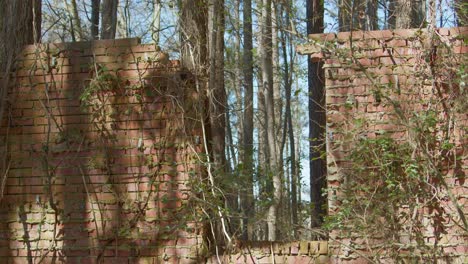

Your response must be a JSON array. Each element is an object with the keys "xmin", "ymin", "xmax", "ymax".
[{"xmin": 298, "ymin": 27, "xmax": 468, "ymax": 61}]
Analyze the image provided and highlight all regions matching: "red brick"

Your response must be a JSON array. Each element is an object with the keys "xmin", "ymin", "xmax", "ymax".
[{"xmin": 453, "ymin": 46, "xmax": 468, "ymax": 54}]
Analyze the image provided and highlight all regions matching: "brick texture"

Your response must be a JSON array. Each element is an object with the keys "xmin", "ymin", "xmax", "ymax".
[
  {"xmin": 1, "ymin": 38, "xmax": 327, "ymax": 264},
  {"xmin": 302, "ymin": 27, "xmax": 468, "ymax": 263},
  {"xmin": 0, "ymin": 38, "xmax": 205, "ymax": 263}
]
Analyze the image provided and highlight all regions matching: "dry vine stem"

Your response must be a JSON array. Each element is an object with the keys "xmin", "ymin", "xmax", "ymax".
[{"xmin": 183, "ymin": 32, "xmax": 232, "ymax": 263}]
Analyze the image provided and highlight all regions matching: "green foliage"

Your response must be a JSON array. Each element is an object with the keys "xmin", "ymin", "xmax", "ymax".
[{"xmin": 80, "ymin": 65, "xmax": 120, "ymax": 105}]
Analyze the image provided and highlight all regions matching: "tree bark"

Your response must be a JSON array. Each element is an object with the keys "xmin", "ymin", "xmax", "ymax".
[
  {"xmin": 395, "ymin": 0, "xmax": 426, "ymax": 29},
  {"xmin": 241, "ymin": 0, "xmax": 254, "ymax": 241},
  {"xmin": 256, "ymin": 65, "xmax": 268, "ymax": 241},
  {"xmin": 207, "ymin": 0, "xmax": 226, "ymax": 168},
  {"xmin": 340, "ymin": 0, "xmax": 371, "ymax": 31},
  {"xmin": 100, "ymin": 0, "xmax": 118, "ymax": 39},
  {"xmin": 395, "ymin": 0, "xmax": 412, "ymax": 28},
  {"xmin": 179, "ymin": 0, "xmax": 208, "ymax": 72},
  {"xmin": 0, "ymin": 0, "xmax": 41, "ymax": 203},
  {"xmin": 152, "ymin": 0, "xmax": 162, "ymax": 44},
  {"xmin": 260, "ymin": 0, "xmax": 279, "ymax": 241},
  {"xmin": 365, "ymin": 0, "xmax": 378, "ymax": 30},
  {"xmin": 338, "ymin": 0, "xmax": 352, "ymax": 31},
  {"xmin": 1, "ymin": 0, "xmax": 41, "ymax": 86},
  {"xmin": 387, "ymin": 0, "xmax": 396, "ymax": 29},
  {"xmin": 180, "ymin": 0, "xmax": 229, "ymax": 245},
  {"xmin": 66, "ymin": 0, "xmax": 83, "ymax": 41},
  {"xmin": 91, "ymin": 0, "xmax": 100, "ymax": 39},
  {"xmin": 307, "ymin": 0, "xmax": 327, "ymax": 228},
  {"xmin": 117, "ymin": 0, "xmax": 130, "ymax": 38},
  {"xmin": 280, "ymin": 6, "xmax": 298, "ymax": 238}
]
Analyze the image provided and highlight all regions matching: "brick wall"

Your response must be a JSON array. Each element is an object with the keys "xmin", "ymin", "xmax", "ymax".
[
  {"xmin": 300, "ymin": 27, "xmax": 467, "ymax": 263},
  {"xmin": 0, "ymin": 38, "xmax": 205, "ymax": 263},
  {"xmin": 0, "ymin": 38, "xmax": 330, "ymax": 264}
]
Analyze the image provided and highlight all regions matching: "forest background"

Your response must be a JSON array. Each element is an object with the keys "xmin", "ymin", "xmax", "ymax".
[{"xmin": 0, "ymin": 0, "xmax": 466, "ymax": 244}]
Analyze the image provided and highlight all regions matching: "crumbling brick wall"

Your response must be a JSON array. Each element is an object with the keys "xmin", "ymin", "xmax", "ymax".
[
  {"xmin": 0, "ymin": 38, "xmax": 205, "ymax": 263},
  {"xmin": 300, "ymin": 27, "xmax": 467, "ymax": 263},
  {"xmin": 0, "ymin": 37, "xmax": 331, "ymax": 264}
]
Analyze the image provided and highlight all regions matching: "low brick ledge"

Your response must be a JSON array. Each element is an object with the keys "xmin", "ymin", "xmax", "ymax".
[{"xmin": 207, "ymin": 241, "xmax": 329, "ymax": 264}]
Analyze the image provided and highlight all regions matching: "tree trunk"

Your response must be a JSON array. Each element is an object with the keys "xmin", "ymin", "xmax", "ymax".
[
  {"xmin": 280, "ymin": 6, "xmax": 298, "ymax": 238},
  {"xmin": 387, "ymin": 0, "xmax": 396, "ymax": 29},
  {"xmin": 271, "ymin": 1, "xmax": 282, "ymax": 157},
  {"xmin": 338, "ymin": 0, "xmax": 352, "ymax": 31},
  {"xmin": 395, "ymin": 0, "xmax": 412, "ymax": 28},
  {"xmin": 91, "ymin": 0, "xmax": 100, "ymax": 39},
  {"xmin": 117, "ymin": 0, "xmax": 130, "ymax": 38},
  {"xmin": 260, "ymin": 0, "xmax": 279, "ymax": 241},
  {"xmin": 365, "ymin": 0, "xmax": 378, "ymax": 30},
  {"xmin": 0, "ymin": 0, "xmax": 41, "ymax": 202},
  {"xmin": 207, "ymin": 0, "xmax": 226, "ymax": 168},
  {"xmin": 241, "ymin": 0, "xmax": 254, "ymax": 241},
  {"xmin": 179, "ymin": 0, "xmax": 208, "ymax": 72},
  {"xmin": 1, "ymin": 0, "xmax": 41, "ymax": 90},
  {"xmin": 395, "ymin": 0, "xmax": 425, "ymax": 29},
  {"xmin": 307, "ymin": 0, "xmax": 327, "ymax": 228},
  {"xmin": 180, "ymin": 0, "xmax": 229, "ymax": 245},
  {"xmin": 100, "ymin": 0, "xmax": 118, "ymax": 39},
  {"xmin": 256, "ymin": 68, "xmax": 268, "ymax": 241},
  {"xmin": 66, "ymin": 0, "xmax": 83, "ymax": 41},
  {"xmin": 152, "ymin": 0, "xmax": 162, "ymax": 44}
]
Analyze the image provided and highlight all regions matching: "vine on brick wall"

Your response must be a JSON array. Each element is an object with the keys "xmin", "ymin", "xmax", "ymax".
[
  {"xmin": 323, "ymin": 29, "xmax": 467, "ymax": 262},
  {"xmin": 78, "ymin": 62, "xmax": 202, "ymax": 261},
  {"xmin": 17, "ymin": 46, "xmax": 211, "ymax": 261}
]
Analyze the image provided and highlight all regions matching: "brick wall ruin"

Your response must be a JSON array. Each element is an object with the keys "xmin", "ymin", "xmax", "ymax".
[
  {"xmin": 0, "ymin": 38, "xmax": 205, "ymax": 263},
  {"xmin": 0, "ymin": 38, "xmax": 330, "ymax": 264},
  {"xmin": 300, "ymin": 27, "xmax": 467, "ymax": 263}
]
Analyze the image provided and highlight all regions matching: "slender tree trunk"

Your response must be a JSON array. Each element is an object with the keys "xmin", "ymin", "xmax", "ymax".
[
  {"xmin": 256, "ymin": 69, "xmax": 268, "ymax": 241},
  {"xmin": 66, "ymin": 0, "xmax": 83, "ymax": 41},
  {"xmin": 395, "ymin": 0, "xmax": 426, "ymax": 29},
  {"xmin": 428, "ymin": 0, "xmax": 436, "ymax": 28},
  {"xmin": 207, "ymin": 0, "xmax": 226, "ymax": 168},
  {"xmin": 366, "ymin": 0, "xmax": 378, "ymax": 30},
  {"xmin": 395, "ymin": 0, "xmax": 412, "ymax": 28},
  {"xmin": 271, "ymin": 0, "xmax": 285, "ymax": 239},
  {"xmin": 152, "ymin": 0, "xmax": 162, "ymax": 44},
  {"xmin": 307, "ymin": 0, "xmax": 327, "ymax": 228},
  {"xmin": 293, "ymin": 72, "xmax": 302, "ymax": 212},
  {"xmin": 117, "ymin": 1, "xmax": 130, "ymax": 38},
  {"xmin": 271, "ymin": 1, "xmax": 282, "ymax": 154},
  {"xmin": 339, "ymin": 0, "xmax": 352, "ymax": 31},
  {"xmin": 412, "ymin": 0, "xmax": 426, "ymax": 27},
  {"xmin": 280, "ymin": 6, "xmax": 298, "ymax": 238},
  {"xmin": 387, "ymin": 0, "xmax": 396, "ymax": 29},
  {"xmin": 100, "ymin": 0, "xmax": 118, "ymax": 39},
  {"xmin": 241, "ymin": 0, "xmax": 255, "ymax": 241},
  {"xmin": 340, "ymin": 0, "xmax": 374, "ymax": 31},
  {"xmin": 260, "ymin": 0, "xmax": 279, "ymax": 241},
  {"xmin": 91, "ymin": 0, "xmax": 100, "ymax": 39}
]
